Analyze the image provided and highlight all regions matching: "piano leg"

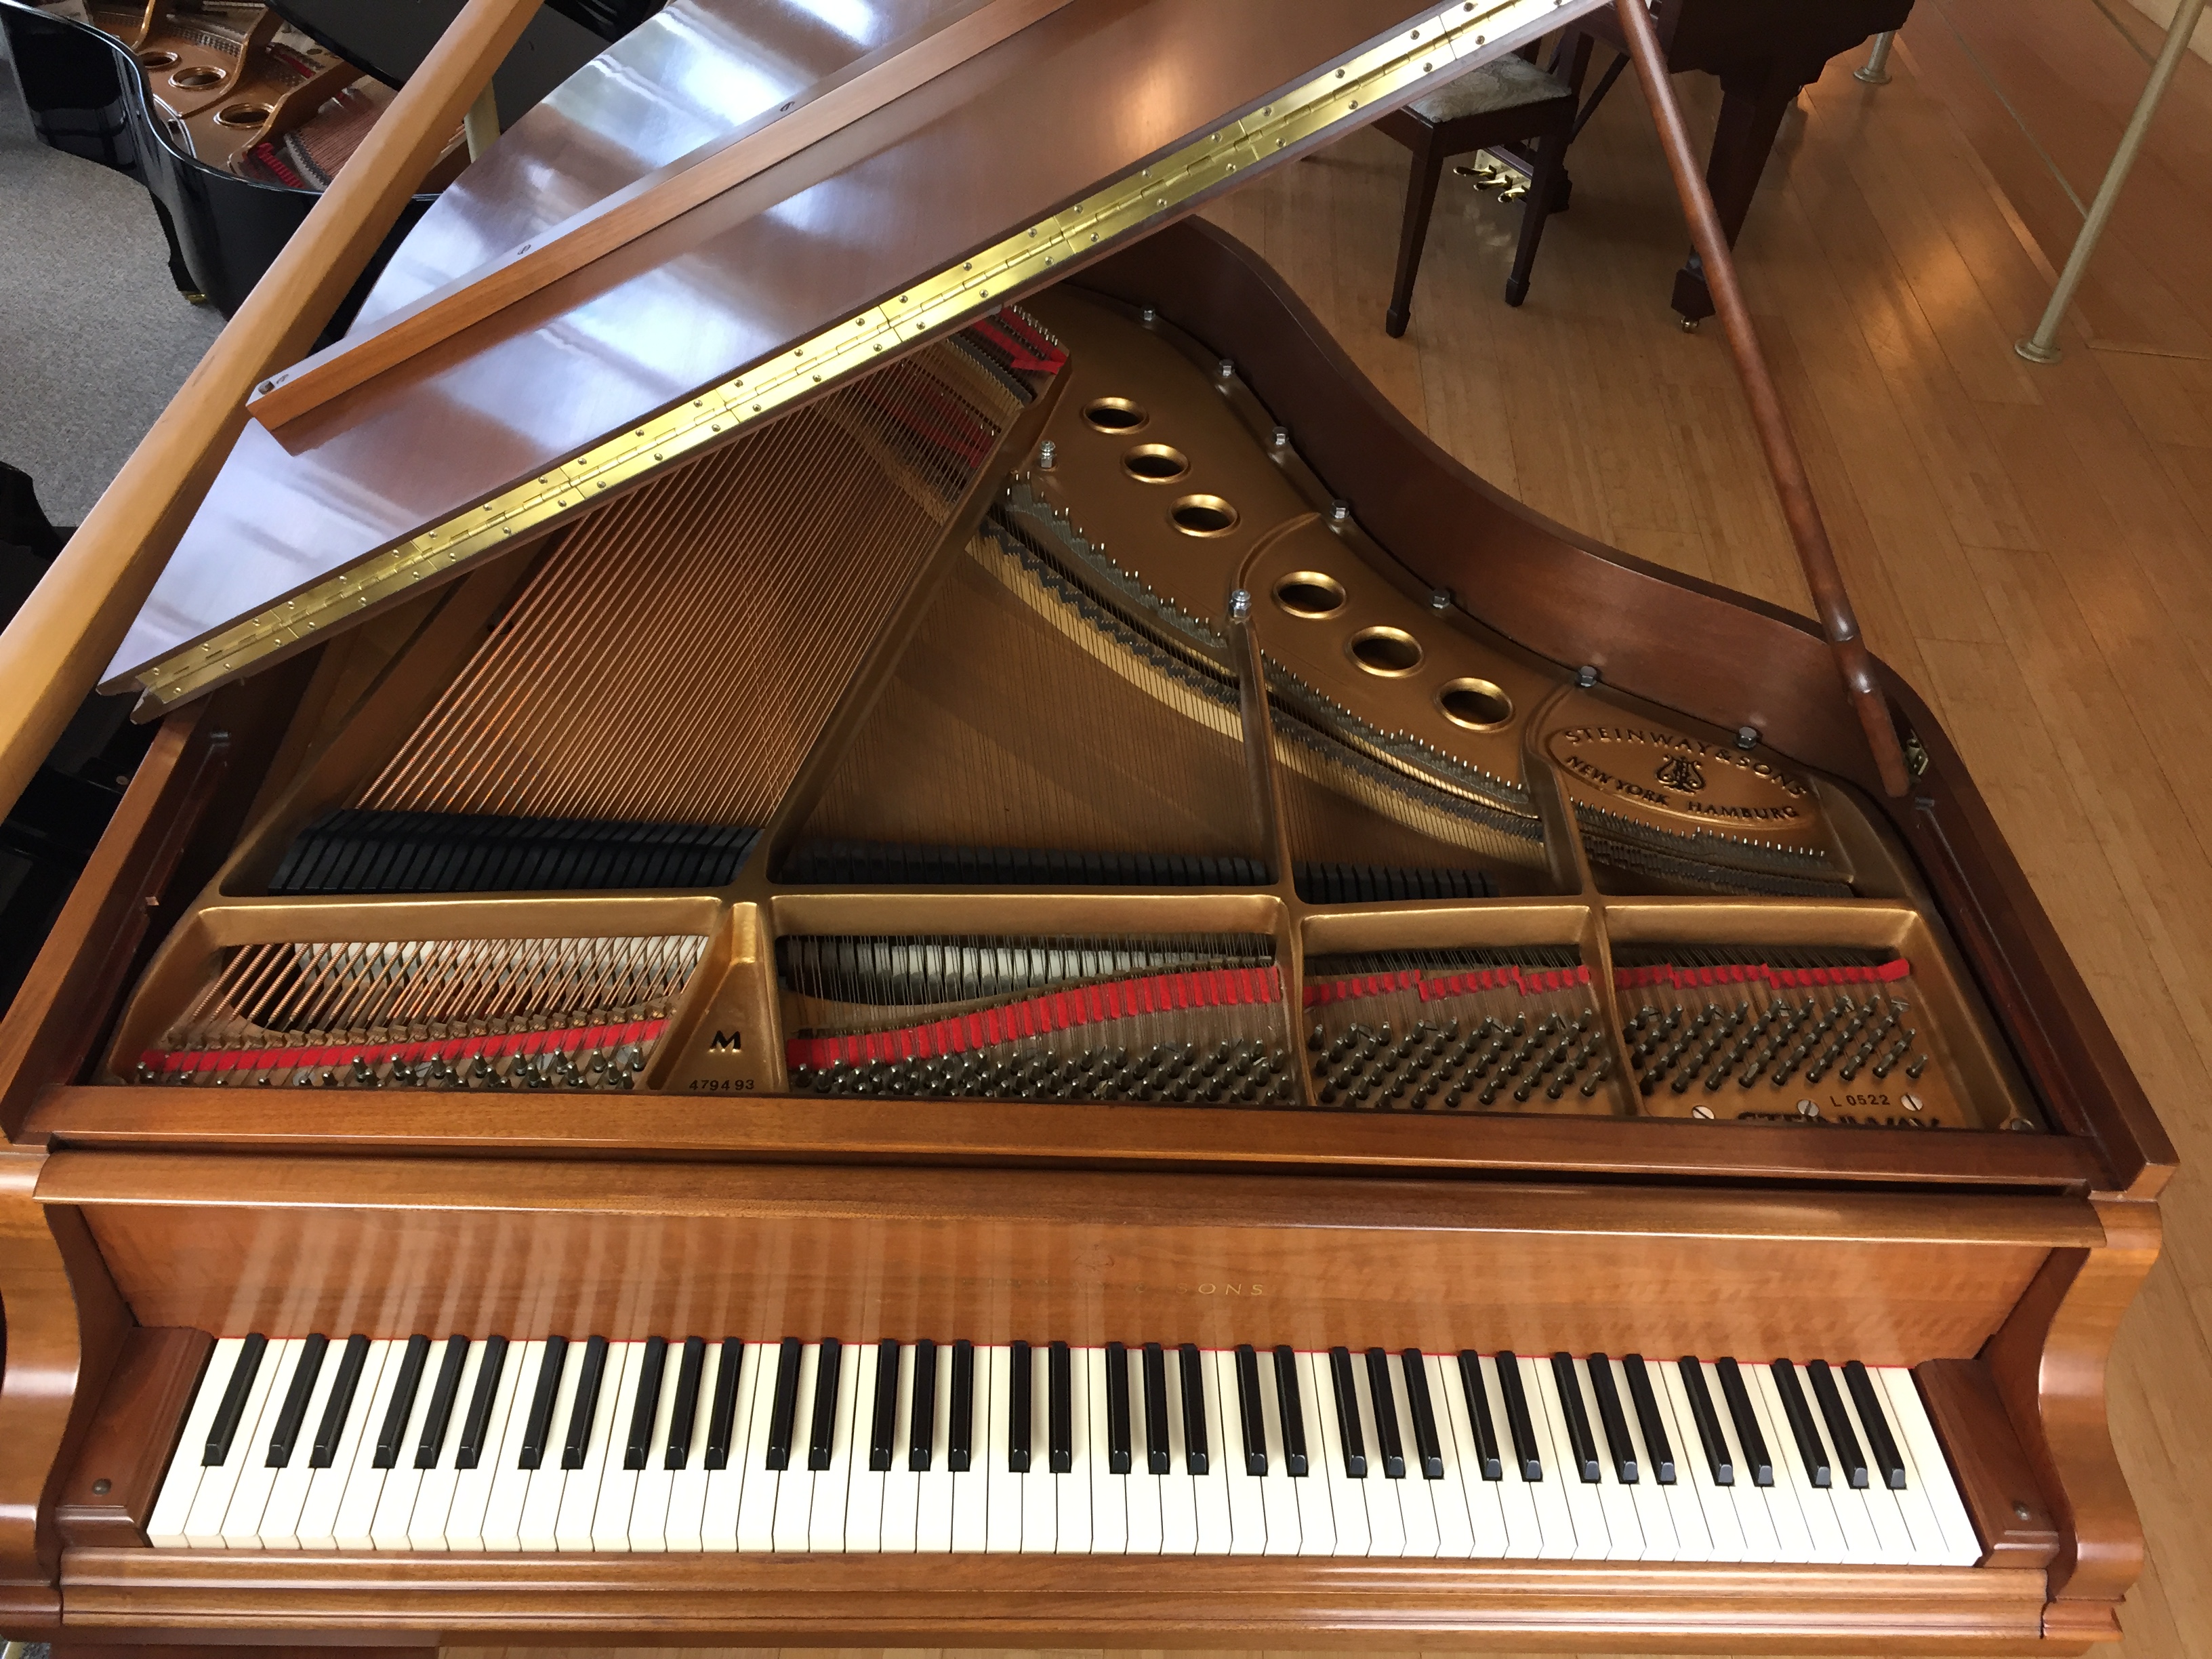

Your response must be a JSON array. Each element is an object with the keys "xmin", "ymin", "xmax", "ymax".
[{"xmin": 1669, "ymin": 62, "xmax": 1812, "ymax": 326}]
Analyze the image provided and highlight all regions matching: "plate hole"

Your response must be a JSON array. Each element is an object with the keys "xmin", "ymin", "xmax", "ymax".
[
  {"xmin": 214, "ymin": 101, "xmax": 271, "ymax": 128},
  {"xmin": 1083, "ymin": 396, "xmax": 1147, "ymax": 432},
  {"xmin": 1122, "ymin": 443, "xmax": 1189, "ymax": 483},
  {"xmin": 169, "ymin": 64, "xmax": 225, "ymax": 89},
  {"xmin": 1349, "ymin": 626, "xmax": 1422, "ymax": 676},
  {"xmin": 1170, "ymin": 495, "xmax": 1238, "ymax": 536},
  {"xmin": 1271, "ymin": 571, "xmax": 1345, "ymax": 618},
  {"xmin": 1437, "ymin": 676, "xmax": 1513, "ymax": 729},
  {"xmin": 135, "ymin": 49, "xmax": 178, "ymax": 68}
]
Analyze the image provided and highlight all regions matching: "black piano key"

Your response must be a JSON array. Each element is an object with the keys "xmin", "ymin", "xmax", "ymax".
[
  {"xmin": 373, "ymin": 1335, "xmax": 431, "ymax": 1470},
  {"xmin": 1006, "ymin": 1341, "xmax": 1032, "ymax": 1474},
  {"xmin": 310, "ymin": 1334, "xmax": 371, "ymax": 1470},
  {"xmin": 1328, "ymin": 1346, "xmax": 1367, "ymax": 1478},
  {"xmin": 264, "ymin": 1333, "xmax": 327, "ymax": 1469},
  {"xmin": 1806, "ymin": 1360, "xmax": 1867, "ymax": 1489},
  {"xmin": 704, "ymin": 1339, "xmax": 742, "ymax": 1470},
  {"xmin": 1622, "ymin": 1355, "xmax": 1675, "ymax": 1484},
  {"xmin": 1584, "ymin": 1353, "xmax": 1637, "ymax": 1483},
  {"xmin": 1494, "ymin": 1351, "xmax": 1543, "ymax": 1480},
  {"xmin": 414, "ymin": 1335, "xmax": 471, "ymax": 1469},
  {"xmin": 808, "ymin": 1338, "xmax": 843, "ymax": 1472},
  {"xmin": 1400, "ymin": 1351, "xmax": 1444, "ymax": 1479},
  {"xmin": 623, "ymin": 1336, "xmax": 668, "ymax": 1472},
  {"xmin": 869, "ymin": 1339, "xmax": 901, "ymax": 1473},
  {"xmin": 765, "ymin": 1337, "xmax": 803, "ymax": 1471},
  {"xmin": 1048, "ymin": 1341, "xmax": 1073, "ymax": 1474},
  {"xmin": 1182, "ymin": 1344, "xmax": 1212, "ymax": 1475},
  {"xmin": 1456, "ymin": 1351, "xmax": 1504, "ymax": 1481},
  {"xmin": 562, "ymin": 1336, "xmax": 610, "ymax": 1471},
  {"xmin": 456, "ymin": 1335, "xmax": 508, "ymax": 1471},
  {"xmin": 518, "ymin": 1336, "xmax": 569, "ymax": 1471},
  {"xmin": 907, "ymin": 1339, "xmax": 937, "ymax": 1471},
  {"xmin": 948, "ymin": 1339, "xmax": 975, "ymax": 1472},
  {"xmin": 664, "ymin": 1337, "xmax": 704, "ymax": 1470},
  {"xmin": 1364, "ymin": 1348, "xmax": 1406, "ymax": 1479},
  {"xmin": 1677, "ymin": 1357, "xmax": 1733, "ymax": 1485},
  {"xmin": 1273, "ymin": 1345, "xmax": 1308, "ymax": 1477},
  {"xmin": 205, "ymin": 1332, "xmax": 269, "ymax": 1467},
  {"xmin": 1769, "ymin": 1359, "xmax": 1830, "ymax": 1487},
  {"xmin": 1549, "ymin": 1351, "xmax": 1601, "ymax": 1483},
  {"xmin": 1715, "ymin": 1358, "xmax": 1773, "ymax": 1486},
  {"xmin": 1844, "ymin": 1359, "xmax": 1908, "ymax": 1490},
  {"xmin": 1143, "ymin": 1343, "xmax": 1171, "ymax": 1475},
  {"xmin": 1104, "ymin": 1342, "xmax": 1132, "ymax": 1475},
  {"xmin": 1233, "ymin": 1345, "xmax": 1267, "ymax": 1476}
]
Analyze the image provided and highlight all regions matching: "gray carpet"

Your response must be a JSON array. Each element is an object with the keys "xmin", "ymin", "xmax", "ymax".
[{"xmin": 0, "ymin": 33, "xmax": 224, "ymax": 527}]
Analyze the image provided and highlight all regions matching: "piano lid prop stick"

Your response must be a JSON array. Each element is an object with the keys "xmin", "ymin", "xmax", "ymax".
[
  {"xmin": 0, "ymin": 0, "xmax": 546, "ymax": 825},
  {"xmin": 245, "ymin": 0, "xmax": 1080, "ymax": 432},
  {"xmin": 1611, "ymin": 0, "xmax": 1913, "ymax": 800}
]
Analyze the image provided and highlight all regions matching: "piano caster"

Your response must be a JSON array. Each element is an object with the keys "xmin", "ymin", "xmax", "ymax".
[
  {"xmin": 184, "ymin": 291, "xmax": 209, "ymax": 305},
  {"xmin": 1504, "ymin": 275, "xmax": 1529, "ymax": 309},
  {"xmin": 1679, "ymin": 314, "xmax": 1700, "ymax": 333}
]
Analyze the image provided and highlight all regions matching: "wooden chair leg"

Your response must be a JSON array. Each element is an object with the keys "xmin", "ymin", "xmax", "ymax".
[
  {"xmin": 1504, "ymin": 119, "xmax": 1572, "ymax": 308},
  {"xmin": 1386, "ymin": 130, "xmax": 1446, "ymax": 339}
]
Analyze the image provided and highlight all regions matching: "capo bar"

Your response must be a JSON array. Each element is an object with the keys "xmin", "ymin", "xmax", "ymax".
[{"xmin": 1612, "ymin": 0, "xmax": 1914, "ymax": 798}]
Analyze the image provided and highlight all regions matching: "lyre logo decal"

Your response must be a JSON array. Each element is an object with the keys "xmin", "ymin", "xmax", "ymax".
[
  {"xmin": 1654, "ymin": 754, "xmax": 1706, "ymax": 794},
  {"xmin": 708, "ymin": 1029, "xmax": 743, "ymax": 1053},
  {"xmin": 1195, "ymin": 1282, "xmax": 1265, "ymax": 1296}
]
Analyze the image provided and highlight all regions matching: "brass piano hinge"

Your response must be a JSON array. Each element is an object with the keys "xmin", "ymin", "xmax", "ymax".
[{"xmin": 134, "ymin": 0, "xmax": 1574, "ymax": 709}]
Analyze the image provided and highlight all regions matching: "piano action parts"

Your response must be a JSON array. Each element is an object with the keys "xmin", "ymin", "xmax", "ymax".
[{"xmin": 0, "ymin": 0, "xmax": 2169, "ymax": 1650}]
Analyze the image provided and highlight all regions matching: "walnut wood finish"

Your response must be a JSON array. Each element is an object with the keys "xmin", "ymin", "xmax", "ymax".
[
  {"xmin": 1914, "ymin": 1358, "xmax": 2061, "ymax": 1570},
  {"xmin": 55, "ymin": 1328, "xmax": 211, "ymax": 1550}
]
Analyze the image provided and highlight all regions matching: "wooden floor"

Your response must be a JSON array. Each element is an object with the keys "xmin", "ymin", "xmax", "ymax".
[{"xmin": 447, "ymin": 0, "xmax": 2211, "ymax": 1654}]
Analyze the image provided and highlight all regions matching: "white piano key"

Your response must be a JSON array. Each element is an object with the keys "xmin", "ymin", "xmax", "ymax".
[
  {"xmin": 1155, "ymin": 1350, "xmax": 1198, "ymax": 1557},
  {"xmin": 186, "ymin": 1337, "xmax": 283, "ymax": 1548},
  {"xmin": 1833, "ymin": 1375, "xmax": 1915, "ymax": 1565},
  {"xmin": 478, "ymin": 1338, "xmax": 546, "ymax": 1553},
  {"xmin": 1307, "ymin": 1350, "xmax": 1369, "ymax": 1558},
  {"xmin": 1212, "ymin": 1348, "xmax": 1264, "ymax": 1555},
  {"xmin": 1525, "ymin": 1356, "xmax": 1605, "ymax": 1561},
  {"xmin": 588, "ymin": 1341, "xmax": 649, "ymax": 1551},
  {"xmin": 949, "ymin": 1346, "xmax": 988, "ymax": 1553},
  {"xmin": 770, "ymin": 1342, "xmax": 821, "ymax": 1553},
  {"xmin": 627, "ymin": 1342, "xmax": 684, "ymax": 1553},
  {"xmin": 1521, "ymin": 1353, "xmax": 1593, "ymax": 1565},
  {"xmin": 732, "ymin": 1341, "xmax": 784, "ymax": 1551},
  {"xmin": 1865, "ymin": 1368, "xmax": 1947, "ymax": 1563},
  {"xmin": 218, "ymin": 1337, "xmax": 304, "ymax": 1547},
  {"xmin": 258, "ymin": 1338, "xmax": 348, "ymax": 1550},
  {"xmin": 333, "ymin": 1340, "xmax": 415, "ymax": 1551},
  {"xmin": 297, "ymin": 1341, "xmax": 391, "ymax": 1552},
  {"xmin": 555, "ymin": 1340, "xmax": 632, "ymax": 1551},
  {"xmin": 1348, "ymin": 1350, "xmax": 1403, "ymax": 1557},
  {"xmin": 844, "ymin": 1341, "xmax": 888, "ymax": 1554},
  {"xmin": 1696, "ymin": 1361, "xmax": 1780, "ymax": 1564},
  {"xmin": 1251, "ymin": 1352, "xmax": 1301, "ymax": 1557},
  {"xmin": 409, "ymin": 1339, "xmax": 489, "ymax": 1549},
  {"xmin": 1780, "ymin": 1363, "xmax": 1879, "ymax": 1564},
  {"xmin": 880, "ymin": 1341, "xmax": 922, "ymax": 1553},
  {"xmin": 664, "ymin": 1340, "xmax": 722, "ymax": 1553},
  {"xmin": 1285, "ymin": 1351, "xmax": 1335, "ymax": 1559},
  {"xmin": 1640, "ymin": 1361, "xmax": 1711, "ymax": 1563},
  {"xmin": 1380, "ymin": 1355, "xmax": 1439, "ymax": 1559},
  {"xmin": 1193, "ymin": 1350, "xmax": 1233, "ymax": 1555},
  {"xmin": 148, "ymin": 1337, "xmax": 241, "ymax": 1548},
  {"xmin": 368, "ymin": 1340, "xmax": 443, "ymax": 1551},
  {"xmin": 982, "ymin": 1345, "xmax": 1021, "ymax": 1554},
  {"xmin": 809, "ymin": 1338, "xmax": 861, "ymax": 1552},
  {"xmin": 1054, "ymin": 1347, "xmax": 1091, "ymax": 1555},
  {"xmin": 922, "ymin": 1343, "xmax": 963, "ymax": 1553},
  {"xmin": 1085, "ymin": 1346, "xmax": 1126, "ymax": 1555},
  {"xmin": 1569, "ymin": 1359, "xmax": 1641, "ymax": 1562},
  {"xmin": 1420, "ymin": 1353, "xmax": 1479, "ymax": 1559},
  {"xmin": 1481, "ymin": 1355, "xmax": 1542, "ymax": 1560},
  {"xmin": 1879, "ymin": 1368, "xmax": 1982, "ymax": 1566},
  {"xmin": 516, "ymin": 1338, "xmax": 586, "ymax": 1552},
  {"xmin": 1604, "ymin": 1358, "xmax": 1677, "ymax": 1563},
  {"xmin": 1122, "ymin": 1348, "xmax": 1162, "ymax": 1555},
  {"xmin": 444, "ymin": 1340, "xmax": 523, "ymax": 1552},
  {"xmin": 1018, "ymin": 1349, "xmax": 1056, "ymax": 1555},
  {"xmin": 1741, "ymin": 1363, "xmax": 1826, "ymax": 1563}
]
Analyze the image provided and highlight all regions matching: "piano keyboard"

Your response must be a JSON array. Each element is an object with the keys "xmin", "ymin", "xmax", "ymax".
[{"xmin": 148, "ymin": 1334, "xmax": 1982, "ymax": 1564}]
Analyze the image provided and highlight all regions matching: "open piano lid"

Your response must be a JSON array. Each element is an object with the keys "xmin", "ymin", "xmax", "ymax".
[{"xmin": 103, "ymin": 0, "xmax": 1606, "ymax": 712}]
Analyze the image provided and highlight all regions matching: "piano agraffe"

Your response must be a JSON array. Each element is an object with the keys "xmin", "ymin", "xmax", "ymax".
[{"xmin": 0, "ymin": 0, "xmax": 2171, "ymax": 1651}]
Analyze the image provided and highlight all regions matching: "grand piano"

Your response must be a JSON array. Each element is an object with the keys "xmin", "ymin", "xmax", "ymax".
[{"xmin": 0, "ymin": 0, "xmax": 2171, "ymax": 1651}]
